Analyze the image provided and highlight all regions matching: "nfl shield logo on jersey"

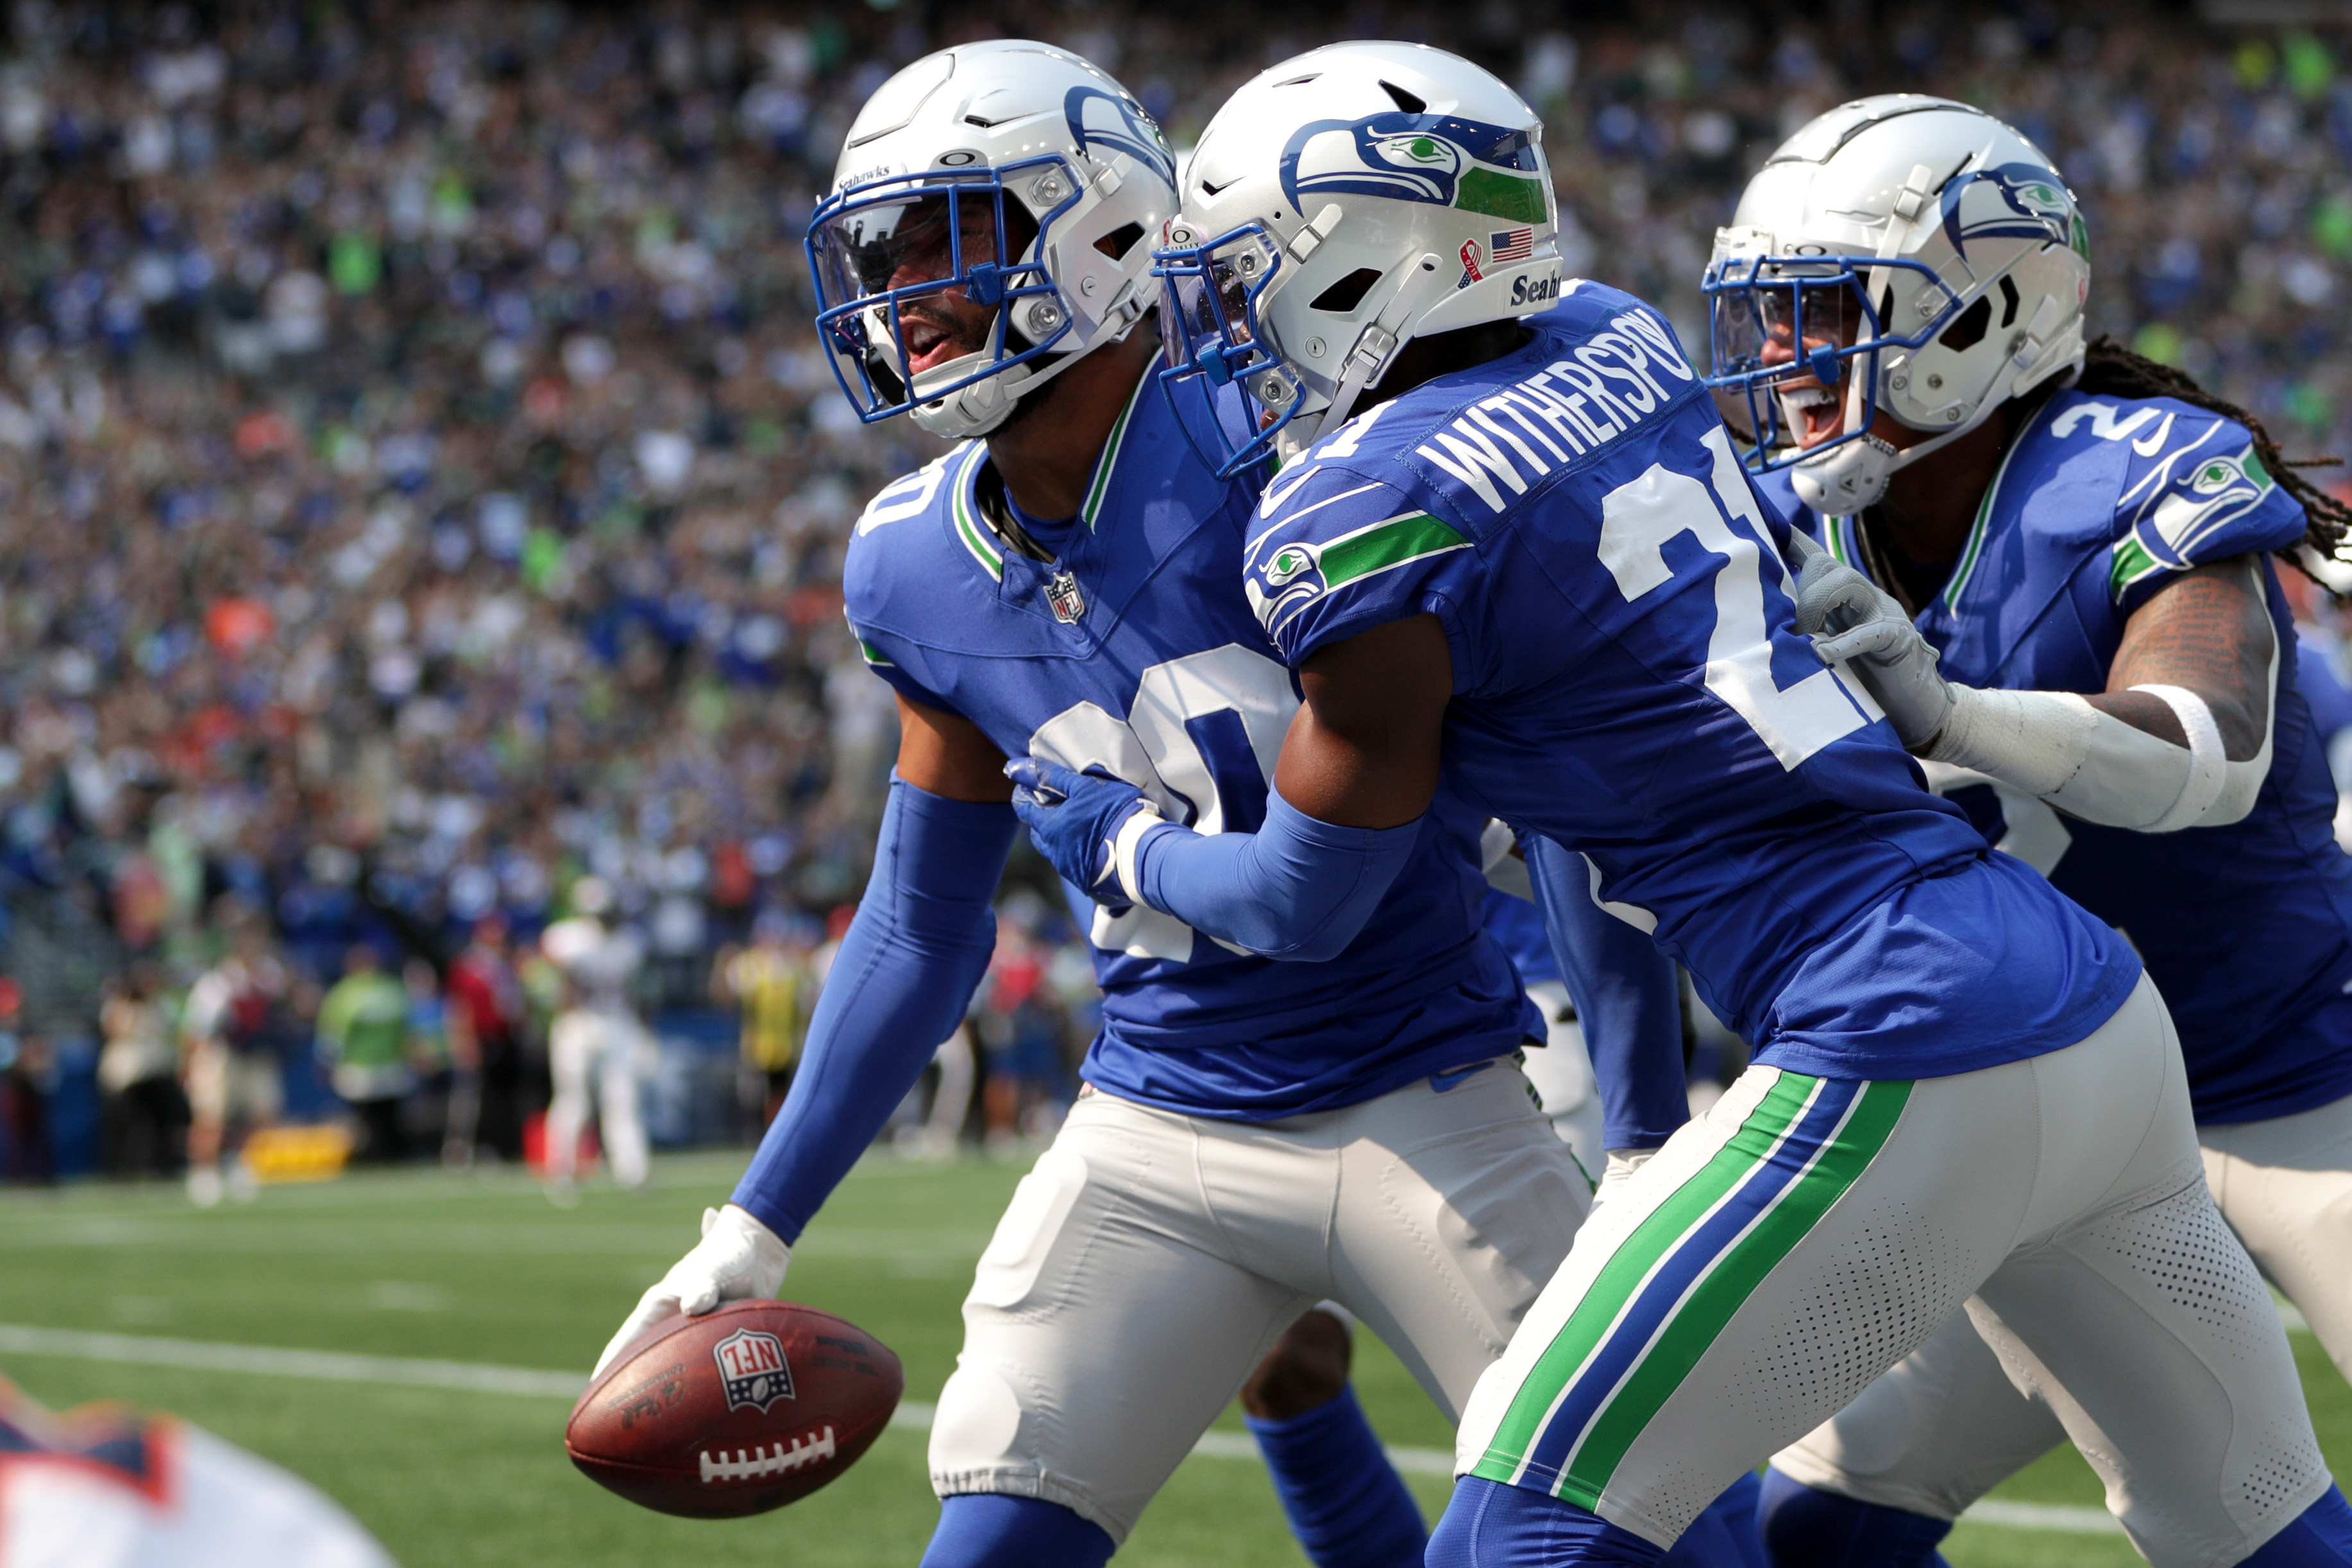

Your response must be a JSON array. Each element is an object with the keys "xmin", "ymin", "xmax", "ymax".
[
  {"xmin": 1045, "ymin": 568, "xmax": 1088, "ymax": 624},
  {"xmin": 712, "ymin": 1327, "xmax": 795, "ymax": 1413}
]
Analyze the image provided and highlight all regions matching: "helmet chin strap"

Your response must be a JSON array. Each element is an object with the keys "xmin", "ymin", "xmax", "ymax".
[
  {"xmin": 1273, "ymin": 251, "xmax": 1447, "ymax": 466},
  {"xmin": 1793, "ymin": 290, "xmax": 2065, "ymax": 516}
]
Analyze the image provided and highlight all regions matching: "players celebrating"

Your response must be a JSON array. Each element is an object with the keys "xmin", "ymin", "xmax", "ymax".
[
  {"xmin": 1701, "ymin": 95, "xmax": 2352, "ymax": 1565},
  {"xmin": 1006, "ymin": 42, "xmax": 2352, "ymax": 1565},
  {"xmin": 602, "ymin": 41, "xmax": 1621, "ymax": 1568}
]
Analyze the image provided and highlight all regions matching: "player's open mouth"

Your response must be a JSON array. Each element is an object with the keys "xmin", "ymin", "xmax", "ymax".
[
  {"xmin": 1778, "ymin": 383, "xmax": 1844, "ymax": 448},
  {"xmin": 900, "ymin": 317, "xmax": 965, "ymax": 376}
]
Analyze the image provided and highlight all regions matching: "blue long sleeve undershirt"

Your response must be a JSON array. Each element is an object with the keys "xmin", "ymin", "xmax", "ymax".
[
  {"xmin": 731, "ymin": 778, "xmax": 1015, "ymax": 1243},
  {"xmin": 1129, "ymin": 788, "xmax": 1422, "ymax": 964}
]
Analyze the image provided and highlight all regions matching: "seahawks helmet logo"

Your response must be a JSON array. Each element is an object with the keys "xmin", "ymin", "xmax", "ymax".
[
  {"xmin": 1938, "ymin": 162, "xmax": 2079, "ymax": 258},
  {"xmin": 1065, "ymin": 85, "xmax": 1177, "ymax": 191},
  {"xmin": 1280, "ymin": 112, "xmax": 1547, "ymax": 224}
]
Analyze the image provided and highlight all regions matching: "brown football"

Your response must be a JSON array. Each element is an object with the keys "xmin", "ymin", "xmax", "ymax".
[{"xmin": 566, "ymin": 1301, "xmax": 904, "ymax": 1519}]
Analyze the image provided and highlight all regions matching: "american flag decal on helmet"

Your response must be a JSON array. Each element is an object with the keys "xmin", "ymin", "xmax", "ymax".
[{"xmin": 1489, "ymin": 227, "xmax": 1534, "ymax": 264}]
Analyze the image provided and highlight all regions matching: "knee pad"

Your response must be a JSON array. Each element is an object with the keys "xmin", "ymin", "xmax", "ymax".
[
  {"xmin": 2240, "ymin": 1487, "xmax": 2352, "ymax": 1568},
  {"xmin": 918, "ymin": 1493, "xmax": 1114, "ymax": 1568},
  {"xmin": 1426, "ymin": 1476, "xmax": 1664, "ymax": 1568},
  {"xmin": 1757, "ymin": 1468, "xmax": 1951, "ymax": 1568}
]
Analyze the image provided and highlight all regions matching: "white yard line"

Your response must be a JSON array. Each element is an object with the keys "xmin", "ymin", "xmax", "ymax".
[
  {"xmin": 0, "ymin": 1324, "xmax": 2124, "ymax": 1534},
  {"xmin": 1959, "ymin": 1499, "xmax": 2124, "ymax": 1535}
]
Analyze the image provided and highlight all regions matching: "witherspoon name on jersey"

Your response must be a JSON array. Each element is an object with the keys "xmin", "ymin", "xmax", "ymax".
[{"xmin": 1249, "ymin": 296, "xmax": 1696, "ymax": 640}]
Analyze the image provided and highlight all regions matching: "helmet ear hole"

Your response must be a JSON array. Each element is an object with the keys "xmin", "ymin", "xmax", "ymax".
[
  {"xmin": 1094, "ymin": 222, "xmax": 1147, "ymax": 260},
  {"xmin": 1938, "ymin": 295, "xmax": 1992, "ymax": 352},
  {"xmin": 1308, "ymin": 267, "xmax": 1385, "ymax": 313},
  {"xmin": 1997, "ymin": 274, "xmax": 2022, "ymax": 328}
]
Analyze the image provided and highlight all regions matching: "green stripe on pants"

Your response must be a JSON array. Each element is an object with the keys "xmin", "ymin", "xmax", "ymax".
[
  {"xmin": 1558, "ymin": 1079, "xmax": 1912, "ymax": 1508},
  {"xmin": 1470, "ymin": 1071, "xmax": 1822, "ymax": 1483}
]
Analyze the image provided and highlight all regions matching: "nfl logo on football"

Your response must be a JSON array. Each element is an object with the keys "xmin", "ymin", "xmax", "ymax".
[{"xmin": 713, "ymin": 1328, "xmax": 796, "ymax": 1413}]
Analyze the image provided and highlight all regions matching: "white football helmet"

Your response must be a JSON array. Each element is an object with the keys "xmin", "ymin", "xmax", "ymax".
[
  {"xmin": 1704, "ymin": 95, "xmax": 2090, "ymax": 514},
  {"xmin": 1155, "ymin": 42, "xmax": 1563, "ymax": 473},
  {"xmin": 806, "ymin": 40, "xmax": 1176, "ymax": 441}
]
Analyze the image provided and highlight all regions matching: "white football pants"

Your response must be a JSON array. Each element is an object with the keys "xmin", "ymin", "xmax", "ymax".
[
  {"xmin": 546, "ymin": 1007, "xmax": 649, "ymax": 1189},
  {"xmin": 928, "ymin": 1059, "xmax": 1589, "ymax": 1543},
  {"xmin": 1519, "ymin": 980, "xmax": 1605, "ymax": 1177},
  {"xmin": 1773, "ymin": 1084, "xmax": 2352, "ymax": 1549},
  {"xmin": 1454, "ymin": 976, "xmax": 2331, "ymax": 1565}
]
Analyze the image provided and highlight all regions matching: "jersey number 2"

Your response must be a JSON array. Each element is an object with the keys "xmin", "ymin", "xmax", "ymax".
[{"xmin": 1598, "ymin": 426, "xmax": 1880, "ymax": 769}]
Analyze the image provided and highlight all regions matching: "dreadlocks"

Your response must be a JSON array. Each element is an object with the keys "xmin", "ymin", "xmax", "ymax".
[{"xmin": 2072, "ymin": 334, "xmax": 2352, "ymax": 580}]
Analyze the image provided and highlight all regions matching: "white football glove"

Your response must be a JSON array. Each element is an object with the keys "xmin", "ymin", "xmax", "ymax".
[
  {"xmin": 1596, "ymin": 1147, "xmax": 1657, "ymax": 1208},
  {"xmin": 1791, "ymin": 551, "xmax": 1955, "ymax": 750},
  {"xmin": 594, "ymin": 1204, "xmax": 790, "ymax": 1378}
]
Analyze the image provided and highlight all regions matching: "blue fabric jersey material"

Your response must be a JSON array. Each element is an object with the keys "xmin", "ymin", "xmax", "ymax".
[
  {"xmin": 1766, "ymin": 389, "xmax": 2352, "ymax": 1123},
  {"xmin": 1525, "ymin": 836, "xmax": 1690, "ymax": 1151},
  {"xmin": 731, "ymin": 779, "xmax": 1013, "ymax": 1242},
  {"xmin": 1241, "ymin": 287, "xmax": 2141, "ymax": 1081},
  {"xmin": 842, "ymin": 378, "xmax": 1530, "ymax": 1120},
  {"xmin": 1483, "ymin": 887, "xmax": 1562, "ymax": 985}
]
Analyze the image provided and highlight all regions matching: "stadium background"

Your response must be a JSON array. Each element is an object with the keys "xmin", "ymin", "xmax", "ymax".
[{"xmin": 1, "ymin": 2, "xmax": 2350, "ymax": 1564}]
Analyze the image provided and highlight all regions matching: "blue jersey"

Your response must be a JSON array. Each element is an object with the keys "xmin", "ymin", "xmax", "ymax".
[
  {"xmin": 1242, "ymin": 286, "xmax": 2141, "ymax": 1083},
  {"xmin": 1482, "ymin": 889, "xmax": 1561, "ymax": 988},
  {"xmin": 842, "ymin": 380, "xmax": 1532, "ymax": 1119},
  {"xmin": 1768, "ymin": 389, "xmax": 2352, "ymax": 1124}
]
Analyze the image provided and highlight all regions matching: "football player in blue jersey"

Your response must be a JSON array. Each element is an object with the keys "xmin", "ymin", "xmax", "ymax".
[
  {"xmin": 1695, "ymin": 96, "xmax": 2352, "ymax": 1568},
  {"xmin": 588, "ymin": 41, "xmax": 1720, "ymax": 1568},
  {"xmin": 1004, "ymin": 43, "xmax": 2352, "ymax": 1567}
]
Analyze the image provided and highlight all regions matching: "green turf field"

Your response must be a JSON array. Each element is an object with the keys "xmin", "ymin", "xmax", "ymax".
[{"xmin": 1, "ymin": 1151, "xmax": 2344, "ymax": 1567}]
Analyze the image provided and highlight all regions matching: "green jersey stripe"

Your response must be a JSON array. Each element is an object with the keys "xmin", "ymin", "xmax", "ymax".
[
  {"xmin": 1080, "ymin": 379, "xmax": 1146, "ymax": 530},
  {"xmin": 1321, "ymin": 512, "xmax": 1470, "ymax": 588},
  {"xmin": 1942, "ymin": 424, "xmax": 2027, "ymax": 614},
  {"xmin": 1556, "ymin": 1079, "xmax": 1913, "ymax": 1506},
  {"xmin": 949, "ymin": 448, "xmax": 1004, "ymax": 581},
  {"xmin": 1472, "ymin": 1072, "xmax": 1820, "ymax": 1476}
]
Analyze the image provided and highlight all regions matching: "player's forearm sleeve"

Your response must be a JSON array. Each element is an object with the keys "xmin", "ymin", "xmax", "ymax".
[
  {"xmin": 730, "ymin": 779, "xmax": 1013, "ymax": 1242},
  {"xmin": 1930, "ymin": 675, "xmax": 2274, "ymax": 832},
  {"xmin": 1525, "ymin": 836, "xmax": 1689, "ymax": 1151},
  {"xmin": 1128, "ymin": 788, "xmax": 1420, "ymax": 963}
]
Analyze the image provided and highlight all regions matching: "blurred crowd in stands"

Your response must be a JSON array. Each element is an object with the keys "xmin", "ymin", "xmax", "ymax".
[{"xmin": 3, "ymin": 0, "xmax": 2351, "ymax": 1183}]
